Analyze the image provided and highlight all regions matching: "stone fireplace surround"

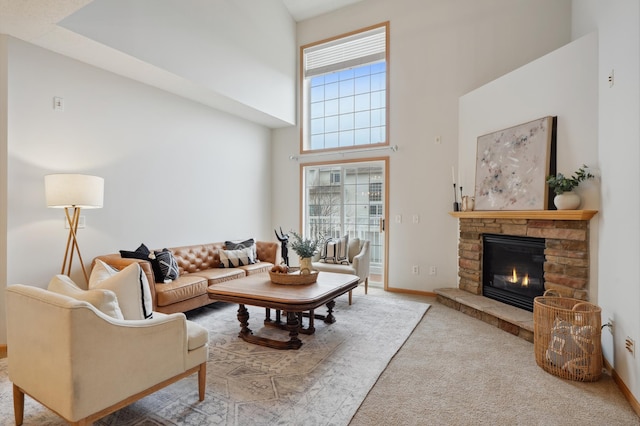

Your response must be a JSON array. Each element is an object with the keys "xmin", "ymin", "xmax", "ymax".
[{"xmin": 436, "ymin": 210, "xmax": 598, "ymax": 342}]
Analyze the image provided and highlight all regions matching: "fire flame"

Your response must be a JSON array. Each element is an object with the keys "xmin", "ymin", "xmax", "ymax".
[{"xmin": 509, "ymin": 268, "xmax": 529, "ymax": 287}]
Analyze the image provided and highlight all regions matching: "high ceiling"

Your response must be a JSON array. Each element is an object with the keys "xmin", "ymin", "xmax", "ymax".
[{"xmin": 0, "ymin": 0, "xmax": 365, "ymax": 127}]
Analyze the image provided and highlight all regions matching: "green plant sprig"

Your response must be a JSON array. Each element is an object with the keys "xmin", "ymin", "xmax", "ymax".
[
  {"xmin": 289, "ymin": 231, "xmax": 323, "ymax": 258},
  {"xmin": 546, "ymin": 164, "xmax": 594, "ymax": 195}
]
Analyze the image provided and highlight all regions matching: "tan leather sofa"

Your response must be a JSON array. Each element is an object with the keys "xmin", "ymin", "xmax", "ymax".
[{"xmin": 94, "ymin": 240, "xmax": 280, "ymax": 314}]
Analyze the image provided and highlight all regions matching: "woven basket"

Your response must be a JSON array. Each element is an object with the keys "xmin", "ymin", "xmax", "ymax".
[
  {"xmin": 533, "ymin": 291, "xmax": 602, "ymax": 381},
  {"xmin": 269, "ymin": 269, "xmax": 318, "ymax": 285}
]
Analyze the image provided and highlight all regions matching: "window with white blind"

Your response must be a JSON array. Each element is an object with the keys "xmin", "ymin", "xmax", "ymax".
[{"xmin": 301, "ymin": 22, "xmax": 389, "ymax": 153}]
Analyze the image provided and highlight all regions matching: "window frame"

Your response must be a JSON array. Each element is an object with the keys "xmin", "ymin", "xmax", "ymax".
[{"xmin": 299, "ymin": 22, "xmax": 390, "ymax": 155}]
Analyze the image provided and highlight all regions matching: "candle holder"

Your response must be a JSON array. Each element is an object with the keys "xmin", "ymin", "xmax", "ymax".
[{"xmin": 452, "ymin": 184, "xmax": 460, "ymax": 211}]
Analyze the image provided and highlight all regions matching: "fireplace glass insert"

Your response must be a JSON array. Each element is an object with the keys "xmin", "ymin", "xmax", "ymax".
[{"xmin": 483, "ymin": 234, "xmax": 545, "ymax": 312}]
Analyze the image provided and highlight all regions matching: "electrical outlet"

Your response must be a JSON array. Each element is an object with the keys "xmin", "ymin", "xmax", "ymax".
[
  {"xmin": 412, "ymin": 265, "xmax": 419, "ymax": 275},
  {"xmin": 625, "ymin": 337, "xmax": 635, "ymax": 357},
  {"xmin": 429, "ymin": 266, "xmax": 437, "ymax": 276}
]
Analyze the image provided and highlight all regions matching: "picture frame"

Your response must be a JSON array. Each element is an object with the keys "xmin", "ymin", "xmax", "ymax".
[{"xmin": 474, "ymin": 116, "xmax": 556, "ymax": 211}]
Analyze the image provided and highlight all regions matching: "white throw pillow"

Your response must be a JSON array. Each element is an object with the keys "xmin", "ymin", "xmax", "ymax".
[
  {"xmin": 89, "ymin": 260, "xmax": 153, "ymax": 320},
  {"xmin": 219, "ymin": 247, "xmax": 255, "ymax": 268},
  {"xmin": 47, "ymin": 274, "xmax": 124, "ymax": 320}
]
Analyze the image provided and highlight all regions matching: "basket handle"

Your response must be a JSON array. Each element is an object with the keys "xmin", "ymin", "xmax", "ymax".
[
  {"xmin": 543, "ymin": 289, "xmax": 562, "ymax": 297},
  {"xmin": 572, "ymin": 302, "xmax": 596, "ymax": 312}
]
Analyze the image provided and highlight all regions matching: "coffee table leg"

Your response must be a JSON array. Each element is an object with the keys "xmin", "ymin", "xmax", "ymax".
[
  {"xmin": 324, "ymin": 300, "xmax": 336, "ymax": 324},
  {"xmin": 286, "ymin": 311, "xmax": 302, "ymax": 347},
  {"xmin": 237, "ymin": 304, "xmax": 252, "ymax": 337}
]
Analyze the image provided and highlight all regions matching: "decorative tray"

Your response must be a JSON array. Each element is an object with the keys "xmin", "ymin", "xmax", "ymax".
[{"xmin": 269, "ymin": 269, "xmax": 318, "ymax": 285}]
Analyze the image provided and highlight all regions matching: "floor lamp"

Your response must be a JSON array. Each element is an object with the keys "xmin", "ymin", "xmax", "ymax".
[{"xmin": 45, "ymin": 174, "xmax": 104, "ymax": 284}]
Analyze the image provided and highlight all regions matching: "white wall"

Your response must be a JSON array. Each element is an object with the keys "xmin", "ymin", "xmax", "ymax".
[
  {"xmin": 458, "ymin": 33, "xmax": 599, "ymax": 295},
  {"xmin": 572, "ymin": 0, "xmax": 640, "ymax": 403},
  {"xmin": 58, "ymin": 0, "xmax": 297, "ymax": 127},
  {"xmin": 0, "ymin": 37, "xmax": 273, "ymax": 343},
  {"xmin": 0, "ymin": 36, "xmax": 8, "ymax": 345},
  {"xmin": 272, "ymin": 0, "xmax": 572, "ymax": 291}
]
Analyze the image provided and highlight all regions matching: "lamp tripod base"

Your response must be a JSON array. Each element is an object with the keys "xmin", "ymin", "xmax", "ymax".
[{"xmin": 62, "ymin": 207, "xmax": 89, "ymax": 284}]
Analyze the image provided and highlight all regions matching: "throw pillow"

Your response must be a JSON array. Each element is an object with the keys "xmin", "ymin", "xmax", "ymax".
[
  {"xmin": 120, "ymin": 243, "xmax": 165, "ymax": 283},
  {"xmin": 153, "ymin": 249, "xmax": 179, "ymax": 281},
  {"xmin": 48, "ymin": 274, "xmax": 124, "ymax": 320},
  {"xmin": 225, "ymin": 238, "xmax": 257, "ymax": 263},
  {"xmin": 89, "ymin": 260, "xmax": 153, "ymax": 320},
  {"xmin": 321, "ymin": 235, "xmax": 349, "ymax": 264},
  {"xmin": 219, "ymin": 247, "xmax": 255, "ymax": 268},
  {"xmin": 545, "ymin": 318, "xmax": 596, "ymax": 375}
]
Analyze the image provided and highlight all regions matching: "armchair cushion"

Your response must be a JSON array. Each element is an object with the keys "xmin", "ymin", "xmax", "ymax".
[
  {"xmin": 47, "ymin": 274, "xmax": 124, "ymax": 320},
  {"xmin": 89, "ymin": 260, "xmax": 153, "ymax": 320}
]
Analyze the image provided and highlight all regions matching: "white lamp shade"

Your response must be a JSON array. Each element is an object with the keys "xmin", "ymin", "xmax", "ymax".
[{"xmin": 45, "ymin": 174, "xmax": 104, "ymax": 209}]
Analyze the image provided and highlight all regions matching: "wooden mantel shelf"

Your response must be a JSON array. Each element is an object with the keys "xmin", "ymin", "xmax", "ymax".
[{"xmin": 449, "ymin": 210, "xmax": 598, "ymax": 221}]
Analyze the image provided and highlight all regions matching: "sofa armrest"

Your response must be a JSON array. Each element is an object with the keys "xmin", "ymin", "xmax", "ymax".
[
  {"xmin": 256, "ymin": 241, "xmax": 281, "ymax": 265},
  {"xmin": 92, "ymin": 254, "xmax": 157, "ymax": 310}
]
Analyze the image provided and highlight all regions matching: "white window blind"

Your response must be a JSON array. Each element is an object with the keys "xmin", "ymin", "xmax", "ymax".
[{"xmin": 304, "ymin": 26, "xmax": 386, "ymax": 78}]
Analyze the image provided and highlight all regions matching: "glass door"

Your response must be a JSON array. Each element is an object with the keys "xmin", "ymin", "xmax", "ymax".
[{"xmin": 302, "ymin": 159, "xmax": 387, "ymax": 287}]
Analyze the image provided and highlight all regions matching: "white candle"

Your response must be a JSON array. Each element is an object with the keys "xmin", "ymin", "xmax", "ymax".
[{"xmin": 451, "ymin": 166, "xmax": 455, "ymax": 185}]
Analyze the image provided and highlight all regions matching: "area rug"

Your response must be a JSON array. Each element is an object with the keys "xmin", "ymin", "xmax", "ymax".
[{"xmin": 0, "ymin": 294, "xmax": 429, "ymax": 426}]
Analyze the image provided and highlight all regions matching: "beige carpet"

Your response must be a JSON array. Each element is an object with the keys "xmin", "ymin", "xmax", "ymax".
[
  {"xmin": 0, "ymin": 293, "xmax": 429, "ymax": 425},
  {"xmin": 351, "ymin": 293, "xmax": 640, "ymax": 425}
]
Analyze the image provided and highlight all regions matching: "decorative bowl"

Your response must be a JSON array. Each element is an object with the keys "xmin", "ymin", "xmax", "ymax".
[{"xmin": 269, "ymin": 269, "xmax": 318, "ymax": 285}]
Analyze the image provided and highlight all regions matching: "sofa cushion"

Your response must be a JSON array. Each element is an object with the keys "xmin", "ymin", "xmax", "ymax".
[
  {"xmin": 186, "ymin": 268, "xmax": 246, "ymax": 285},
  {"xmin": 219, "ymin": 247, "xmax": 255, "ymax": 268},
  {"xmin": 154, "ymin": 275, "xmax": 209, "ymax": 307},
  {"xmin": 185, "ymin": 320, "xmax": 209, "ymax": 351},
  {"xmin": 153, "ymin": 248, "xmax": 179, "ymax": 281},
  {"xmin": 321, "ymin": 235, "xmax": 349, "ymax": 264},
  {"xmin": 120, "ymin": 243, "xmax": 165, "ymax": 284},
  {"xmin": 89, "ymin": 260, "xmax": 153, "ymax": 320},
  {"xmin": 48, "ymin": 274, "xmax": 124, "ymax": 320},
  {"xmin": 238, "ymin": 262, "xmax": 274, "ymax": 276}
]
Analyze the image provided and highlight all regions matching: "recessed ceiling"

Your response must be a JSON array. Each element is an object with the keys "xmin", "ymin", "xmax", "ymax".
[{"xmin": 0, "ymin": 0, "xmax": 363, "ymax": 127}]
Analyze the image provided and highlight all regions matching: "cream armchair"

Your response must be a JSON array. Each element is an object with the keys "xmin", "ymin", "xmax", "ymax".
[
  {"xmin": 6, "ymin": 284, "xmax": 208, "ymax": 426},
  {"xmin": 312, "ymin": 238, "xmax": 370, "ymax": 304}
]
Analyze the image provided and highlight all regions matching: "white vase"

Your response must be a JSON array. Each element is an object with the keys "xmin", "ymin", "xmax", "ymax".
[
  {"xmin": 299, "ymin": 257, "xmax": 313, "ymax": 275},
  {"xmin": 554, "ymin": 192, "xmax": 581, "ymax": 210}
]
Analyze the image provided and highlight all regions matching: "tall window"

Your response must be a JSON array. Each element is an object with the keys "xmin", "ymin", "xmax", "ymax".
[{"xmin": 301, "ymin": 22, "xmax": 389, "ymax": 153}]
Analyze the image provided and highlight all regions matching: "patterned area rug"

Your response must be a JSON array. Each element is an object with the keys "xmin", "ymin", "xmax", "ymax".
[{"xmin": 0, "ymin": 294, "xmax": 429, "ymax": 426}]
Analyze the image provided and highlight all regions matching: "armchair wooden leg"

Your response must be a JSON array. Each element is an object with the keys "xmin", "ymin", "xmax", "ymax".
[
  {"xmin": 365, "ymin": 277, "xmax": 368, "ymax": 294},
  {"xmin": 198, "ymin": 362, "xmax": 206, "ymax": 401},
  {"xmin": 13, "ymin": 384, "xmax": 24, "ymax": 425},
  {"xmin": 348, "ymin": 290, "xmax": 353, "ymax": 305}
]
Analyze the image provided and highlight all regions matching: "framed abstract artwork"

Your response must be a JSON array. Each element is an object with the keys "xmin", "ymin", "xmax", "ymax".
[{"xmin": 474, "ymin": 116, "xmax": 556, "ymax": 211}]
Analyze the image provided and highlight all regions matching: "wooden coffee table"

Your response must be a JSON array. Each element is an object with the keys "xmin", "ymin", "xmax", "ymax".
[{"xmin": 207, "ymin": 271, "xmax": 359, "ymax": 350}]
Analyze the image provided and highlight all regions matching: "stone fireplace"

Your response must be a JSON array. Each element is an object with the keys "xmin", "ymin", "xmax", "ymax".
[{"xmin": 454, "ymin": 210, "xmax": 597, "ymax": 303}]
